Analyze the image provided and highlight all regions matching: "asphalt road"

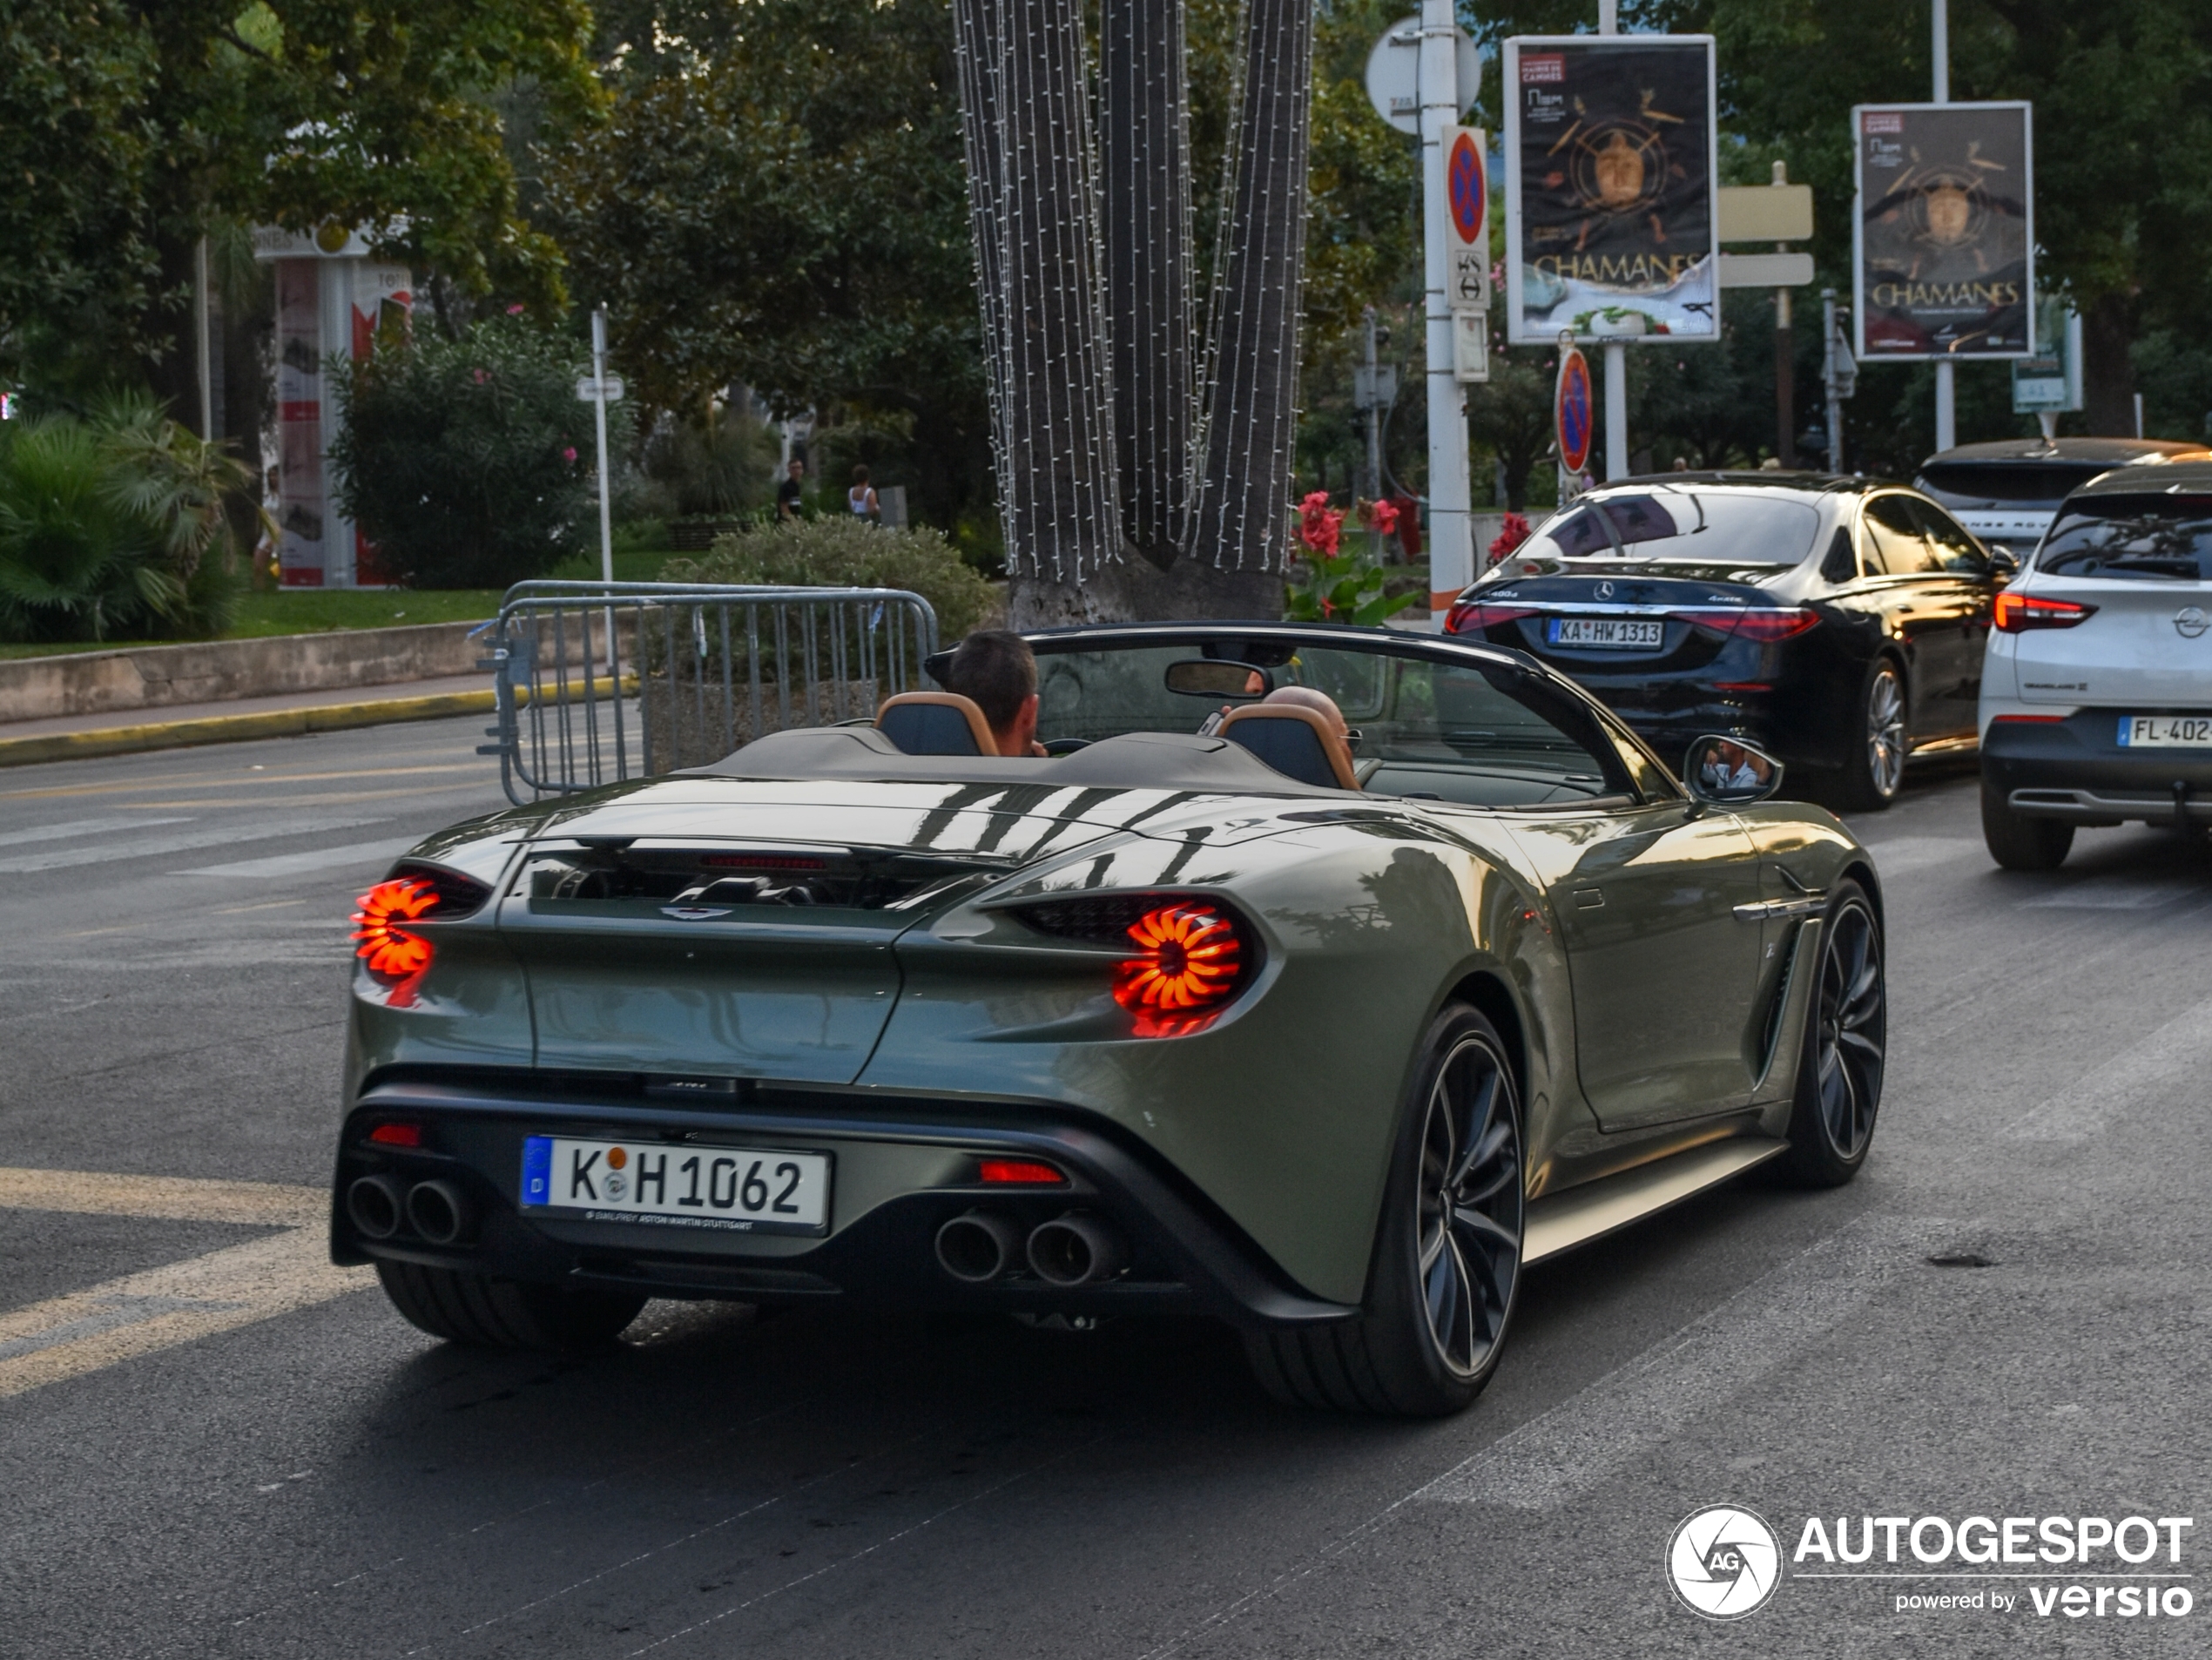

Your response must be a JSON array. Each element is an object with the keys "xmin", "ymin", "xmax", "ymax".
[{"xmin": 2, "ymin": 722, "xmax": 2208, "ymax": 1658}]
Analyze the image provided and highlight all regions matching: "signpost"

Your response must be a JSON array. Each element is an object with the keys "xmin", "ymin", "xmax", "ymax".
[
  {"xmin": 2012, "ymin": 297, "xmax": 2082, "ymax": 438},
  {"xmin": 1556, "ymin": 346, "xmax": 1594, "ymax": 487},
  {"xmin": 1503, "ymin": 29, "xmax": 1719, "ymax": 482},
  {"xmin": 585, "ymin": 308, "xmax": 617, "ymax": 669},
  {"xmin": 1446, "ymin": 125, "xmax": 1489, "ymax": 386}
]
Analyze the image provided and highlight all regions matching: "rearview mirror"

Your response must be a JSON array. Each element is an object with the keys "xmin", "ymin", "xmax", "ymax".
[
  {"xmin": 1683, "ymin": 734, "xmax": 1785, "ymax": 806},
  {"xmin": 1988, "ymin": 548, "xmax": 2020, "ymax": 581},
  {"xmin": 1165, "ymin": 659, "xmax": 1269, "ymax": 698}
]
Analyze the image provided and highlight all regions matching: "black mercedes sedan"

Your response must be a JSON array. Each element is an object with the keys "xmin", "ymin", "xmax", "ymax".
[{"xmin": 1445, "ymin": 474, "xmax": 2008, "ymax": 808}]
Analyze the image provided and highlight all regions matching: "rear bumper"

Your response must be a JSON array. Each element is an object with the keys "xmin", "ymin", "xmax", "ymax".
[
  {"xmin": 333, "ymin": 1074, "xmax": 1356, "ymax": 1331},
  {"xmin": 1982, "ymin": 712, "xmax": 2212, "ymax": 823}
]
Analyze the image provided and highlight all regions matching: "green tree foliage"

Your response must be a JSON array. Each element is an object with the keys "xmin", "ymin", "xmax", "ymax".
[
  {"xmin": 0, "ymin": 395, "xmax": 255, "ymax": 641},
  {"xmin": 545, "ymin": 0, "xmax": 990, "ymax": 536},
  {"xmin": 329, "ymin": 314, "xmax": 606, "ymax": 589},
  {"xmin": 0, "ymin": 1, "xmax": 602, "ymax": 395}
]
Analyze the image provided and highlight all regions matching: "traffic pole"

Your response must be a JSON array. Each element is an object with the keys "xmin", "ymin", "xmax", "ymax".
[
  {"xmin": 1598, "ymin": 0, "xmax": 1628, "ymax": 482},
  {"xmin": 1420, "ymin": 0, "xmax": 1472, "ymax": 625},
  {"xmin": 1823, "ymin": 288, "xmax": 1846, "ymax": 474},
  {"xmin": 590, "ymin": 306, "xmax": 616, "ymax": 671},
  {"xmin": 1931, "ymin": 0, "xmax": 1955, "ymax": 451}
]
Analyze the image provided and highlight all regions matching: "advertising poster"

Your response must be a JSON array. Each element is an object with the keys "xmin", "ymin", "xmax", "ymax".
[
  {"xmin": 1503, "ymin": 36, "xmax": 1719, "ymax": 344},
  {"xmin": 1853, "ymin": 103, "xmax": 2033, "ymax": 359},
  {"xmin": 273, "ymin": 260, "xmax": 327, "ymax": 587}
]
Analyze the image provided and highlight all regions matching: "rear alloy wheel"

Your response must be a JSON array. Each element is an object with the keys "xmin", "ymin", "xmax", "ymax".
[
  {"xmin": 1777, "ymin": 881, "xmax": 1886, "ymax": 1187},
  {"xmin": 1837, "ymin": 660, "xmax": 1909, "ymax": 810},
  {"xmin": 1980, "ymin": 774, "xmax": 2074, "ymax": 870},
  {"xmin": 1245, "ymin": 1005, "xmax": 1522, "ymax": 1416},
  {"xmin": 375, "ymin": 1260, "xmax": 647, "ymax": 1353}
]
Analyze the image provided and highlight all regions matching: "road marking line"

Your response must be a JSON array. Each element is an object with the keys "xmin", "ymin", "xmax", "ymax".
[
  {"xmin": 0, "ymin": 1165, "xmax": 327, "ymax": 1227},
  {"xmin": 0, "ymin": 760, "xmax": 486, "ymax": 803},
  {"xmin": 0, "ymin": 814, "xmax": 193, "ymax": 849},
  {"xmin": 2003, "ymin": 996, "xmax": 2212, "ymax": 1143},
  {"xmin": 0, "ymin": 813, "xmax": 394, "ymax": 874},
  {"xmin": 1420, "ymin": 1213, "xmax": 1951, "ymax": 1512},
  {"xmin": 0, "ymin": 1229, "xmax": 369, "ymax": 1400},
  {"xmin": 176, "ymin": 836, "xmax": 416, "ymax": 879}
]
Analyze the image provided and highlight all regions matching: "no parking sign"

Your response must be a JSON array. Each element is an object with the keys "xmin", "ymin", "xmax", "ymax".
[{"xmin": 1555, "ymin": 347, "xmax": 1593, "ymax": 478}]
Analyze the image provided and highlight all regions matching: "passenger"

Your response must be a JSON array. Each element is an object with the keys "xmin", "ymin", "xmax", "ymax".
[
  {"xmin": 1261, "ymin": 685, "xmax": 1351, "ymax": 739},
  {"xmin": 941, "ymin": 629, "xmax": 1048, "ymax": 757}
]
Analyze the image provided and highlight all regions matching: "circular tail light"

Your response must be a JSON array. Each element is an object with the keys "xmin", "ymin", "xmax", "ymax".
[
  {"xmin": 352, "ymin": 876, "xmax": 439, "ymax": 1004},
  {"xmin": 1113, "ymin": 902, "xmax": 1244, "ymax": 1036}
]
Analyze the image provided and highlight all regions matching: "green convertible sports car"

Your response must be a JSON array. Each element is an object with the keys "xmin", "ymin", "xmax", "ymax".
[{"xmin": 334, "ymin": 622, "xmax": 1886, "ymax": 1416}]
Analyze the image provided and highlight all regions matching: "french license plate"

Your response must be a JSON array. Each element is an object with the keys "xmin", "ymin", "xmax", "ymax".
[
  {"xmin": 2117, "ymin": 715, "xmax": 2212, "ymax": 749},
  {"xmin": 521, "ymin": 1136, "xmax": 830, "ymax": 1235},
  {"xmin": 1548, "ymin": 617, "xmax": 1664, "ymax": 649}
]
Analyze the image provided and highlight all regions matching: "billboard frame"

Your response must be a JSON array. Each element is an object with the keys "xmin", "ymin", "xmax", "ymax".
[
  {"xmin": 1502, "ymin": 33, "xmax": 1720, "ymax": 348},
  {"xmin": 1851, "ymin": 100, "xmax": 2035, "ymax": 363}
]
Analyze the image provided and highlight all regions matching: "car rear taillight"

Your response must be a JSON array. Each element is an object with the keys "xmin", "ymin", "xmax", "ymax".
[
  {"xmin": 368, "ymin": 1122, "xmax": 425, "ymax": 1147},
  {"xmin": 1670, "ymin": 606, "xmax": 1821, "ymax": 642},
  {"xmin": 1989, "ymin": 713, "xmax": 2066, "ymax": 725},
  {"xmin": 1446, "ymin": 600, "xmax": 1537, "ymax": 634},
  {"xmin": 978, "ymin": 1158, "xmax": 1067, "ymax": 1185},
  {"xmin": 1994, "ymin": 592, "xmax": 2098, "ymax": 631},
  {"xmin": 350, "ymin": 865, "xmax": 492, "ymax": 1006},
  {"xmin": 1011, "ymin": 891, "xmax": 1258, "ymax": 1037}
]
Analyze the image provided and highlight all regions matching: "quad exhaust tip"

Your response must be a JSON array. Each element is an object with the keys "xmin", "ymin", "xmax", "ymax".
[
  {"xmin": 346, "ymin": 1174, "xmax": 405, "ymax": 1240},
  {"xmin": 1026, "ymin": 1213, "xmax": 1127, "ymax": 1287},
  {"xmin": 935, "ymin": 1210, "xmax": 1021, "ymax": 1283},
  {"xmin": 405, "ymin": 1179, "xmax": 470, "ymax": 1246}
]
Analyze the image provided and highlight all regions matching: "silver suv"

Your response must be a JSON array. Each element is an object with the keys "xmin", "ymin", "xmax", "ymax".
[{"xmin": 1979, "ymin": 461, "xmax": 2212, "ymax": 867}]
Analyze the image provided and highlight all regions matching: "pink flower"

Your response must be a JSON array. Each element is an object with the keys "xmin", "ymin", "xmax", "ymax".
[
  {"xmin": 563, "ymin": 446, "xmax": 577, "ymax": 464},
  {"xmin": 507, "ymin": 303, "xmax": 525, "ymax": 315},
  {"xmin": 1487, "ymin": 512, "xmax": 1533, "ymax": 564},
  {"xmin": 1297, "ymin": 490, "xmax": 1343, "ymax": 556},
  {"xmin": 472, "ymin": 368, "xmax": 488, "ymax": 384},
  {"xmin": 1359, "ymin": 498, "xmax": 1399, "ymax": 536}
]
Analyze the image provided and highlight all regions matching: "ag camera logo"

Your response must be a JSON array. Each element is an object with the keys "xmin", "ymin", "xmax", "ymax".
[{"xmin": 1669, "ymin": 1504, "xmax": 1783, "ymax": 1619}]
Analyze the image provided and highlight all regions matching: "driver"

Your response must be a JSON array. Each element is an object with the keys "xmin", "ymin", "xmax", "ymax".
[
  {"xmin": 941, "ymin": 629, "xmax": 1048, "ymax": 757},
  {"xmin": 1700, "ymin": 739, "xmax": 1771, "ymax": 793}
]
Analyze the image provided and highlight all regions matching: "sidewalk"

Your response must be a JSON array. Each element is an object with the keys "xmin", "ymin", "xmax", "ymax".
[{"xmin": 0, "ymin": 674, "xmax": 501, "ymax": 768}]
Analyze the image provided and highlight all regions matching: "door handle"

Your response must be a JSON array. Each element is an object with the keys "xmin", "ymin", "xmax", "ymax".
[{"xmin": 1573, "ymin": 887, "xmax": 1604, "ymax": 909}]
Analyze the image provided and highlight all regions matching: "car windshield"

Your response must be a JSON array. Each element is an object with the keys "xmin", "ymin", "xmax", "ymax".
[
  {"xmin": 2038, "ymin": 496, "xmax": 2212, "ymax": 582},
  {"xmin": 1031, "ymin": 639, "xmax": 1634, "ymax": 807},
  {"xmin": 1524, "ymin": 489, "xmax": 1821, "ymax": 565}
]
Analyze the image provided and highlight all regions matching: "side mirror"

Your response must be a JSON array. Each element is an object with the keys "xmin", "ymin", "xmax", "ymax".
[
  {"xmin": 1683, "ymin": 734, "xmax": 1785, "ymax": 807},
  {"xmin": 1988, "ymin": 548, "xmax": 2020, "ymax": 582}
]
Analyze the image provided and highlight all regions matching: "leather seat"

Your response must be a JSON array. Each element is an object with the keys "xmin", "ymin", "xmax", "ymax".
[
  {"xmin": 876, "ymin": 692, "xmax": 999, "ymax": 756},
  {"xmin": 1215, "ymin": 705, "xmax": 1361, "ymax": 789}
]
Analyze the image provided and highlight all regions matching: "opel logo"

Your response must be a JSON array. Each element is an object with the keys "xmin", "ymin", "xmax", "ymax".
[
  {"xmin": 2176, "ymin": 607, "xmax": 2209, "ymax": 638},
  {"xmin": 1595, "ymin": 580, "xmax": 1615, "ymax": 600}
]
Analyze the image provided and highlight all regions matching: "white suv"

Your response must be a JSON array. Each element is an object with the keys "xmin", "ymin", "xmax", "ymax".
[{"xmin": 1979, "ymin": 462, "xmax": 2212, "ymax": 868}]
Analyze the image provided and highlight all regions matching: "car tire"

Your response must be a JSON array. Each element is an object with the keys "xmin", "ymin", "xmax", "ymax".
[
  {"xmin": 374, "ymin": 1260, "xmax": 647, "ymax": 1353},
  {"xmin": 1835, "ymin": 659, "xmax": 1909, "ymax": 812},
  {"xmin": 1775, "ymin": 880, "xmax": 1886, "ymax": 1188},
  {"xmin": 1244, "ymin": 1004, "xmax": 1522, "ymax": 1417},
  {"xmin": 1979, "ymin": 775, "xmax": 2074, "ymax": 870}
]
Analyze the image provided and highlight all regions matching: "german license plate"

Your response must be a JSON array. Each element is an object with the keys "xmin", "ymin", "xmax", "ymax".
[
  {"xmin": 1548, "ymin": 617, "xmax": 1664, "ymax": 649},
  {"xmin": 520, "ymin": 1136, "xmax": 830, "ymax": 1235},
  {"xmin": 2117, "ymin": 715, "xmax": 2212, "ymax": 749}
]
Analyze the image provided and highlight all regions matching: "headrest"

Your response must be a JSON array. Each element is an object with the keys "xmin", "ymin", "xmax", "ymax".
[
  {"xmin": 876, "ymin": 691, "xmax": 998, "ymax": 756},
  {"xmin": 1215, "ymin": 704, "xmax": 1361, "ymax": 790}
]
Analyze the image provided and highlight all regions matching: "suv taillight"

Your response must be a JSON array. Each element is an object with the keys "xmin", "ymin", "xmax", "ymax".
[{"xmin": 1995, "ymin": 592, "xmax": 2097, "ymax": 631}]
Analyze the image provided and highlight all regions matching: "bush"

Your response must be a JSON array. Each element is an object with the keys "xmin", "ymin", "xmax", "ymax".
[
  {"xmin": 0, "ymin": 395, "xmax": 253, "ymax": 643},
  {"xmin": 331, "ymin": 314, "xmax": 610, "ymax": 590},
  {"xmin": 633, "ymin": 405, "xmax": 779, "ymax": 519},
  {"xmin": 664, "ymin": 516, "xmax": 1000, "ymax": 643}
]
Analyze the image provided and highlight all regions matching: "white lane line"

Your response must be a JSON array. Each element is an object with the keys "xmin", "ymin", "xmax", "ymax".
[
  {"xmin": 0, "ymin": 1165, "xmax": 326, "ymax": 1227},
  {"xmin": 0, "ymin": 815, "xmax": 193, "ymax": 849},
  {"xmin": 2002, "ymin": 996, "xmax": 2212, "ymax": 1143},
  {"xmin": 0, "ymin": 813, "xmax": 394, "ymax": 874},
  {"xmin": 0, "ymin": 1167, "xmax": 362, "ymax": 1399},
  {"xmin": 1420, "ymin": 1213, "xmax": 1951, "ymax": 1512},
  {"xmin": 176, "ymin": 836, "xmax": 417, "ymax": 879}
]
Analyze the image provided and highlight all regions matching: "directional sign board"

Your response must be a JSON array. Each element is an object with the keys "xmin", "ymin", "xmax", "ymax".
[
  {"xmin": 1365, "ymin": 18, "xmax": 1481, "ymax": 135},
  {"xmin": 1555, "ymin": 347, "xmax": 1594, "ymax": 477},
  {"xmin": 575, "ymin": 375, "xmax": 625, "ymax": 402}
]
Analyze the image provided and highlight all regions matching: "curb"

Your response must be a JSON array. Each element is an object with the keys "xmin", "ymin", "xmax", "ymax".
[{"xmin": 0, "ymin": 676, "xmax": 631, "ymax": 770}]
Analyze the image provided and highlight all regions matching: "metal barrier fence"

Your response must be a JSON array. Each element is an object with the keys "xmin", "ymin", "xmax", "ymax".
[{"xmin": 477, "ymin": 581, "xmax": 940, "ymax": 804}]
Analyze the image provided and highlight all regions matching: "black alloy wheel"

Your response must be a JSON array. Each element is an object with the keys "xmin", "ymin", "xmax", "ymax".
[
  {"xmin": 1244, "ymin": 1004, "xmax": 1523, "ymax": 1416},
  {"xmin": 1838, "ymin": 660, "xmax": 1909, "ymax": 810},
  {"xmin": 1777, "ymin": 881, "xmax": 1885, "ymax": 1186}
]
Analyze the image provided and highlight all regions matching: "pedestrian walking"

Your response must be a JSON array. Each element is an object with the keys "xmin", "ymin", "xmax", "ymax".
[{"xmin": 847, "ymin": 464, "xmax": 880, "ymax": 523}]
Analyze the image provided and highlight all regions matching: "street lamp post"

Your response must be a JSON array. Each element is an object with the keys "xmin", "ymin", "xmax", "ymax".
[{"xmin": 1931, "ymin": 0, "xmax": 1955, "ymax": 452}]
